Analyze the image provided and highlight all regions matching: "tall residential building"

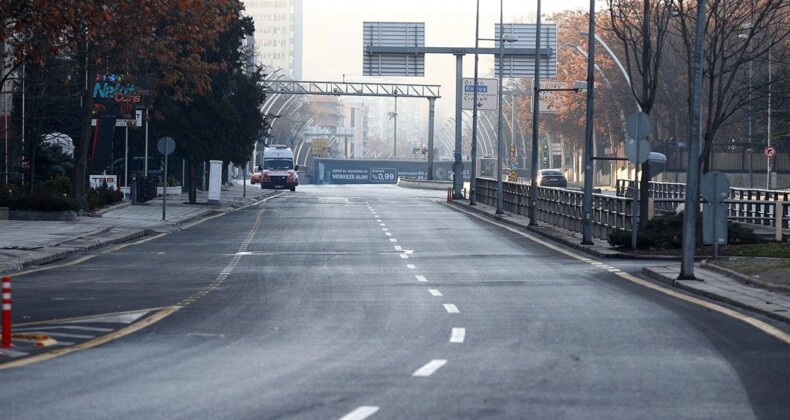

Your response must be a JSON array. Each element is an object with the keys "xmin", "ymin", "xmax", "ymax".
[
  {"xmin": 342, "ymin": 101, "xmax": 368, "ymax": 159},
  {"xmin": 244, "ymin": 0, "xmax": 303, "ymax": 79}
]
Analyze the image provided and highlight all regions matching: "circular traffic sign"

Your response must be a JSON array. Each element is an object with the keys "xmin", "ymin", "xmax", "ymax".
[
  {"xmin": 701, "ymin": 171, "xmax": 730, "ymax": 204},
  {"xmin": 625, "ymin": 139, "xmax": 651, "ymax": 164},
  {"xmin": 510, "ymin": 156, "xmax": 517, "ymax": 163},
  {"xmin": 157, "ymin": 136, "xmax": 176, "ymax": 155},
  {"xmin": 626, "ymin": 111, "xmax": 651, "ymax": 141},
  {"xmin": 764, "ymin": 145, "xmax": 777, "ymax": 158}
]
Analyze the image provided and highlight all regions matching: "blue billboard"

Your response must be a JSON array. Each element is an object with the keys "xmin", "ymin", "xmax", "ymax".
[{"xmin": 313, "ymin": 159, "xmax": 469, "ymax": 185}]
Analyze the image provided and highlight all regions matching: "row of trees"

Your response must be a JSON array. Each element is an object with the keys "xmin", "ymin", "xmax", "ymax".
[
  {"xmin": 516, "ymin": 0, "xmax": 789, "ymax": 179},
  {"xmin": 509, "ymin": 0, "xmax": 789, "ymax": 228},
  {"xmin": 1, "ymin": 0, "xmax": 269, "ymax": 208}
]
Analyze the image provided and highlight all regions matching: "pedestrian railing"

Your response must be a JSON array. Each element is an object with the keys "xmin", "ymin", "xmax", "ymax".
[
  {"xmin": 476, "ymin": 178, "xmax": 635, "ymax": 240},
  {"xmin": 476, "ymin": 178, "xmax": 788, "ymax": 241},
  {"xmin": 618, "ymin": 179, "xmax": 790, "ymax": 233}
]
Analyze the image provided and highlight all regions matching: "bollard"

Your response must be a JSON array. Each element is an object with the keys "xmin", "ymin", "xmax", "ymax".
[
  {"xmin": 2, "ymin": 276, "xmax": 11, "ymax": 348},
  {"xmin": 447, "ymin": 187, "xmax": 453, "ymax": 202}
]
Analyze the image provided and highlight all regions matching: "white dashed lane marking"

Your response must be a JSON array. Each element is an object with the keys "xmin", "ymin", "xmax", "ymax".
[
  {"xmin": 339, "ymin": 406, "xmax": 379, "ymax": 420},
  {"xmin": 450, "ymin": 328, "xmax": 466, "ymax": 343},
  {"xmin": 428, "ymin": 289, "xmax": 443, "ymax": 297},
  {"xmin": 415, "ymin": 275, "xmax": 427, "ymax": 282},
  {"xmin": 443, "ymin": 304, "xmax": 460, "ymax": 314},
  {"xmin": 412, "ymin": 359, "xmax": 448, "ymax": 377},
  {"xmin": 407, "ymin": 264, "xmax": 416, "ymax": 269}
]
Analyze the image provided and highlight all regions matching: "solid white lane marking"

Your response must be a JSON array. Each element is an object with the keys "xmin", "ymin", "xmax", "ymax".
[
  {"xmin": 339, "ymin": 406, "xmax": 379, "ymax": 420},
  {"xmin": 61, "ymin": 309, "xmax": 153, "ymax": 325},
  {"xmin": 16, "ymin": 326, "xmax": 112, "ymax": 333},
  {"xmin": 450, "ymin": 328, "xmax": 466, "ymax": 343},
  {"xmin": 400, "ymin": 254, "xmax": 409, "ymax": 259},
  {"xmin": 429, "ymin": 289, "xmax": 443, "ymax": 296},
  {"xmin": 0, "ymin": 348, "xmax": 28, "ymax": 358},
  {"xmin": 443, "ymin": 304, "xmax": 460, "ymax": 314},
  {"xmin": 407, "ymin": 264, "xmax": 416, "ymax": 269},
  {"xmin": 413, "ymin": 359, "xmax": 448, "ymax": 377},
  {"xmin": 415, "ymin": 275, "xmax": 427, "ymax": 282},
  {"xmin": 19, "ymin": 331, "xmax": 93, "ymax": 339},
  {"xmin": 394, "ymin": 246, "xmax": 403, "ymax": 251}
]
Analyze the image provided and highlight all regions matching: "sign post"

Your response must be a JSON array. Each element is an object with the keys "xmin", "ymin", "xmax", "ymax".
[
  {"xmin": 701, "ymin": 171, "xmax": 730, "ymax": 258},
  {"xmin": 625, "ymin": 111, "xmax": 652, "ymax": 251},
  {"xmin": 157, "ymin": 137, "xmax": 176, "ymax": 221}
]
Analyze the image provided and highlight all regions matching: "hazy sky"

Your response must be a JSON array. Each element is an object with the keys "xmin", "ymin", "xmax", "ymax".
[{"xmin": 302, "ymin": 0, "xmax": 599, "ymax": 120}]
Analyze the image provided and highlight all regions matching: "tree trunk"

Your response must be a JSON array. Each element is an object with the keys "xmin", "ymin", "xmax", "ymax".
[
  {"xmin": 188, "ymin": 160, "xmax": 197, "ymax": 204},
  {"xmin": 73, "ymin": 54, "xmax": 95, "ymax": 212},
  {"xmin": 639, "ymin": 161, "xmax": 651, "ymax": 231}
]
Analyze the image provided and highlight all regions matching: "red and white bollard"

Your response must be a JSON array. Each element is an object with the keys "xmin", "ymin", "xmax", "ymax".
[
  {"xmin": 2, "ymin": 276, "xmax": 11, "ymax": 348},
  {"xmin": 447, "ymin": 187, "xmax": 453, "ymax": 203}
]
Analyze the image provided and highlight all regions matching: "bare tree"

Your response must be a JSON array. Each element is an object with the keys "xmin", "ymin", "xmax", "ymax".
[
  {"xmin": 607, "ymin": 0, "xmax": 675, "ymax": 231},
  {"xmin": 672, "ymin": 0, "xmax": 790, "ymax": 173}
]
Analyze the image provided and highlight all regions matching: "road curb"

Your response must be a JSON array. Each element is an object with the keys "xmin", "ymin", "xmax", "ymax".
[
  {"xmin": 702, "ymin": 261, "xmax": 790, "ymax": 295},
  {"xmin": 447, "ymin": 200, "xmax": 677, "ymax": 261},
  {"xmin": 1, "ymin": 228, "xmax": 153, "ymax": 274},
  {"xmin": 642, "ymin": 266, "xmax": 790, "ymax": 325}
]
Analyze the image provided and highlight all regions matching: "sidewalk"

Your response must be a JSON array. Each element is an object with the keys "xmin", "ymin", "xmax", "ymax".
[
  {"xmin": 447, "ymin": 197, "xmax": 790, "ymax": 326},
  {"xmin": 0, "ymin": 180, "xmax": 273, "ymax": 275}
]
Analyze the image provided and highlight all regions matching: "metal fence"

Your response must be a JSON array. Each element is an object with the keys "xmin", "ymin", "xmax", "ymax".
[
  {"xmin": 475, "ymin": 178, "xmax": 789, "ymax": 241},
  {"xmin": 616, "ymin": 179, "xmax": 790, "ymax": 235},
  {"xmin": 476, "ymin": 178, "xmax": 635, "ymax": 240}
]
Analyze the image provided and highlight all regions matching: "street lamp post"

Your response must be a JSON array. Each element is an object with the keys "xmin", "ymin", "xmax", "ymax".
[
  {"xmin": 739, "ymin": 23, "xmax": 754, "ymax": 188},
  {"xmin": 528, "ymin": 0, "xmax": 542, "ymax": 226},
  {"xmin": 496, "ymin": 0, "xmax": 505, "ymax": 215},
  {"xmin": 581, "ymin": 0, "xmax": 596, "ymax": 245},
  {"xmin": 767, "ymin": 47, "xmax": 773, "ymax": 189},
  {"xmin": 470, "ymin": 0, "xmax": 481, "ymax": 205}
]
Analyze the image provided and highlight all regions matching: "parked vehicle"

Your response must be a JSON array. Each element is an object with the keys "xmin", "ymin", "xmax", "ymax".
[
  {"xmin": 250, "ymin": 171, "xmax": 262, "ymax": 184},
  {"xmin": 260, "ymin": 145, "xmax": 299, "ymax": 191},
  {"xmin": 536, "ymin": 169, "xmax": 567, "ymax": 188}
]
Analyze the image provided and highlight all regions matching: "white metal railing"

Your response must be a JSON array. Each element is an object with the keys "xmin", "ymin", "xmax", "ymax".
[{"xmin": 477, "ymin": 178, "xmax": 788, "ymax": 241}]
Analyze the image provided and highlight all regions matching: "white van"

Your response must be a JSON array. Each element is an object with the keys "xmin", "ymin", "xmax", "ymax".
[{"xmin": 260, "ymin": 145, "xmax": 299, "ymax": 191}]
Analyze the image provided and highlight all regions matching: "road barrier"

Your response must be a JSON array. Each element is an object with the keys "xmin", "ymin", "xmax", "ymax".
[
  {"xmin": 617, "ymin": 179, "xmax": 789, "ymax": 240},
  {"xmin": 2, "ymin": 276, "xmax": 10, "ymax": 348}
]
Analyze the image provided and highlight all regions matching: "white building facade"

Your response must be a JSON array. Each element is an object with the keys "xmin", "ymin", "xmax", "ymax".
[{"xmin": 244, "ymin": 0, "xmax": 303, "ymax": 79}]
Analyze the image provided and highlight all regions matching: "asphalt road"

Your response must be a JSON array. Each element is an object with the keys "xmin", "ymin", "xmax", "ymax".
[{"xmin": 2, "ymin": 185, "xmax": 790, "ymax": 419}]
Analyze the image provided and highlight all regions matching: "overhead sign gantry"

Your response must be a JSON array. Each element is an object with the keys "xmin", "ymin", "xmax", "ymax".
[
  {"xmin": 262, "ymin": 79, "xmax": 441, "ymax": 174},
  {"xmin": 363, "ymin": 21, "xmax": 557, "ymax": 195}
]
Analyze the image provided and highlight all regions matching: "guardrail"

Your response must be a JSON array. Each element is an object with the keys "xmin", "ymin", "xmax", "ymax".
[
  {"xmin": 476, "ymin": 178, "xmax": 635, "ymax": 240},
  {"xmin": 617, "ymin": 179, "xmax": 790, "ymax": 201},
  {"xmin": 397, "ymin": 177, "xmax": 453, "ymax": 190},
  {"xmin": 478, "ymin": 178, "xmax": 788, "ymax": 241},
  {"xmin": 618, "ymin": 179, "xmax": 790, "ymax": 234}
]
